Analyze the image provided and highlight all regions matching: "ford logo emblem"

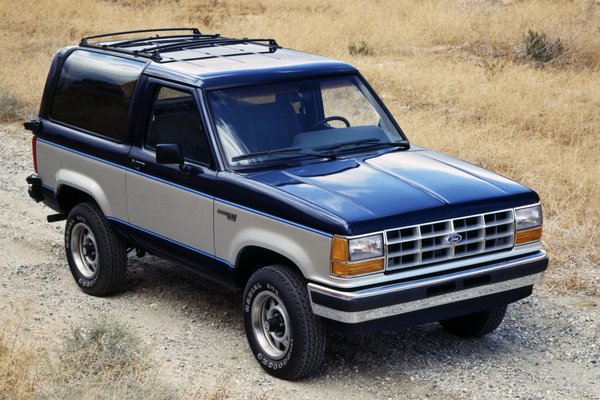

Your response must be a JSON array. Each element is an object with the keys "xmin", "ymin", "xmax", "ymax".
[{"xmin": 442, "ymin": 233, "xmax": 463, "ymax": 245}]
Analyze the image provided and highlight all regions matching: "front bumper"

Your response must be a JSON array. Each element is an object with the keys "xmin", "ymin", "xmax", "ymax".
[{"xmin": 308, "ymin": 250, "xmax": 548, "ymax": 331}]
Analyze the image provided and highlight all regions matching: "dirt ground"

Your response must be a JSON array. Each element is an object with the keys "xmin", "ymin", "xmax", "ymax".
[{"xmin": 1, "ymin": 122, "xmax": 598, "ymax": 399}]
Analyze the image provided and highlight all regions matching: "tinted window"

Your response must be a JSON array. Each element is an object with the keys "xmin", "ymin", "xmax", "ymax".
[
  {"xmin": 146, "ymin": 86, "xmax": 212, "ymax": 166},
  {"xmin": 51, "ymin": 50, "xmax": 144, "ymax": 141}
]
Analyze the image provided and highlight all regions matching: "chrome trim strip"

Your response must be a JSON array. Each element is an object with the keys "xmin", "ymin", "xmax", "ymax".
[
  {"xmin": 310, "ymin": 272, "xmax": 543, "ymax": 324},
  {"xmin": 310, "ymin": 250, "xmax": 546, "ymax": 301}
]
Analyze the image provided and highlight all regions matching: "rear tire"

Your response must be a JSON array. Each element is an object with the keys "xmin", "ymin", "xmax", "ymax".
[
  {"xmin": 65, "ymin": 202, "xmax": 127, "ymax": 296},
  {"xmin": 243, "ymin": 265, "xmax": 325, "ymax": 380},
  {"xmin": 439, "ymin": 305, "xmax": 507, "ymax": 338}
]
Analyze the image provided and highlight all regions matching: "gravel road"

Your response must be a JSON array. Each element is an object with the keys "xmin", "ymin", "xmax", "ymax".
[{"xmin": 1, "ymin": 123, "xmax": 598, "ymax": 399}]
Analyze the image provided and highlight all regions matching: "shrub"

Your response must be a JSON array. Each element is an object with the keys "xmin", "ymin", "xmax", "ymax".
[
  {"xmin": 0, "ymin": 87, "xmax": 28, "ymax": 122},
  {"xmin": 524, "ymin": 29, "xmax": 565, "ymax": 64},
  {"xmin": 61, "ymin": 319, "xmax": 147, "ymax": 378},
  {"xmin": 47, "ymin": 318, "xmax": 178, "ymax": 399},
  {"xmin": 348, "ymin": 41, "xmax": 373, "ymax": 56}
]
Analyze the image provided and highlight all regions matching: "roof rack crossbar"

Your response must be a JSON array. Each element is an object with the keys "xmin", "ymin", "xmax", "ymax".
[
  {"xmin": 138, "ymin": 38, "xmax": 280, "ymax": 55},
  {"xmin": 162, "ymin": 49, "xmax": 281, "ymax": 64},
  {"xmin": 107, "ymin": 33, "xmax": 220, "ymax": 49},
  {"xmin": 80, "ymin": 28, "xmax": 200, "ymax": 45}
]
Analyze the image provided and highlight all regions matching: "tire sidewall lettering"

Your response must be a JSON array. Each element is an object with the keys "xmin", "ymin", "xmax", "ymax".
[
  {"xmin": 66, "ymin": 213, "xmax": 98, "ymax": 287},
  {"xmin": 65, "ymin": 216, "xmax": 87, "ymax": 250},
  {"xmin": 254, "ymin": 339, "xmax": 293, "ymax": 371},
  {"xmin": 266, "ymin": 283, "xmax": 279, "ymax": 296},
  {"xmin": 244, "ymin": 282, "xmax": 262, "ymax": 313},
  {"xmin": 245, "ymin": 279, "xmax": 294, "ymax": 372}
]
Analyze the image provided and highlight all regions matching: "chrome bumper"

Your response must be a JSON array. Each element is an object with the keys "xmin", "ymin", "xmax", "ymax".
[{"xmin": 308, "ymin": 250, "xmax": 547, "ymax": 325}]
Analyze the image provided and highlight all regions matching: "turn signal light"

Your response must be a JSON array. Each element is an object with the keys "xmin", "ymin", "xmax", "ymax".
[
  {"xmin": 331, "ymin": 236, "xmax": 349, "ymax": 262},
  {"xmin": 331, "ymin": 258, "xmax": 384, "ymax": 278},
  {"xmin": 331, "ymin": 236, "xmax": 385, "ymax": 277},
  {"xmin": 515, "ymin": 226, "xmax": 543, "ymax": 245}
]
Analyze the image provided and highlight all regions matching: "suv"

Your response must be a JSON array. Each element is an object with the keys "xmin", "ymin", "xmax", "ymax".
[{"xmin": 25, "ymin": 28, "xmax": 548, "ymax": 380}]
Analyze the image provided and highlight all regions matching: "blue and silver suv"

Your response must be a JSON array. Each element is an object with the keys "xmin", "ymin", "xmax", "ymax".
[{"xmin": 25, "ymin": 28, "xmax": 548, "ymax": 380}]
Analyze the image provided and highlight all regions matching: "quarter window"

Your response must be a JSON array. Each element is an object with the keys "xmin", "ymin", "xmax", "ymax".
[
  {"xmin": 146, "ymin": 86, "xmax": 212, "ymax": 166},
  {"xmin": 51, "ymin": 50, "xmax": 144, "ymax": 141}
]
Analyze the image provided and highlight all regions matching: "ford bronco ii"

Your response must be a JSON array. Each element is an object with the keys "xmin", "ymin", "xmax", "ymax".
[{"xmin": 25, "ymin": 28, "xmax": 547, "ymax": 380}]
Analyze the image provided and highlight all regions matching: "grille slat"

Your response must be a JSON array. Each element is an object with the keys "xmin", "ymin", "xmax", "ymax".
[
  {"xmin": 484, "ymin": 219, "xmax": 513, "ymax": 227},
  {"xmin": 385, "ymin": 210, "xmax": 515, "ymax": 271},
  {"xmin": 388, "ymin": 249, "xmax": 421, "ymax": 258}
]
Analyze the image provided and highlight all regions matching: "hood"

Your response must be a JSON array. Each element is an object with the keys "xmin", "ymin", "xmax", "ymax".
[{"xmin": 246, "ymin": 148, "xmax": 539, "ymax": 234}]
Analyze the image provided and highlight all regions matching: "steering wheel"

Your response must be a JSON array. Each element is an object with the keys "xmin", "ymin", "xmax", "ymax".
[{"xmin": 310, "ymin": 116, "xmax": 350, "ymax": 130}]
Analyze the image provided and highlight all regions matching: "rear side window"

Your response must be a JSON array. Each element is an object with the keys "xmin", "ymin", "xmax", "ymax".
[{"xmin": 51, "ymin": 50, "xmax": 144, "ymax": 141}]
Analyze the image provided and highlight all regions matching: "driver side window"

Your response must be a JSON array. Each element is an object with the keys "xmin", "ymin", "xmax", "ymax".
[{"xmin": 145, "ymin": 86, "xmax": 212, "ymax": 166}]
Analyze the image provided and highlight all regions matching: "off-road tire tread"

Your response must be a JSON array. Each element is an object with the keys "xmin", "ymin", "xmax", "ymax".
[
  {"xmin": 274, "ymin": 265, "xmax": 326, "ymax": 379},
  {"xmin": 440, "ymin": 305, "xmax": 508, "ymax": 338},
  {"xmin": 66, "ymin": 202, "xmax": 127, "ymax": 297},
  {"xmin": 244, "ymin": 265, "xmax": 325, "ymax": 380}
]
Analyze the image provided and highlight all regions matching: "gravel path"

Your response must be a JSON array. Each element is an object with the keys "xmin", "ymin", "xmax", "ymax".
[{"xmin": 1, "ymin": 123, "xmax": 598, "ymax": 399}]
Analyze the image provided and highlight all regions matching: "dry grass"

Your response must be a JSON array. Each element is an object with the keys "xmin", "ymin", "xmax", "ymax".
[
  {"xmin": 0, "ymin": 316, "xmax": 266, "ymax": 400},
  {"xmin": 0, "ymin": 317, "xmax": 178, "ymax": 400},
  {"xmin": 0, "ymin": 0, "xmax": 598, "ymax": 292},
  {"xmin": 0, "ymin": 319, "xmax": 40, "ymax": 399}
]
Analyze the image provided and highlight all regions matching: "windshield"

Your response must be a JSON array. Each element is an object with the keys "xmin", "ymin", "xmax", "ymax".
[{"xmin": 207, "ymin": 75, "xmax": 406, "ymax": 168}]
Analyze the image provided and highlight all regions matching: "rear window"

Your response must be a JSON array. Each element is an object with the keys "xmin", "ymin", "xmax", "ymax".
[{"xmin": 50, "ymin": 50, "xmax": 145, "ymax": 141}]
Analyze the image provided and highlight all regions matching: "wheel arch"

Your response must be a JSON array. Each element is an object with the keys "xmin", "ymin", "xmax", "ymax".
[
  {"xmin": 234, "ymin": 245, "xmax": 306, "ymax": 288},
  {"xmin": 55, "ymin": 169, "xmax": 111, "ymax": 215},
  {"xmin": 57, "ymin": 184, "xmax": 98, "ymax": 213}
]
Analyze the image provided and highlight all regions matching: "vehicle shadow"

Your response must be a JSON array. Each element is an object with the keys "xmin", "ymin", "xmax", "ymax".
[
  {"xmin": 320, "ymin": 325, "xmax": 512, "ymax": 378},
  {"xmin": 124, "ymin": 255, "xmax": 244, "ymax": 331},
  {"xmin": 123, "ymin": 255, "xmax": 528, "ymax": 380}
]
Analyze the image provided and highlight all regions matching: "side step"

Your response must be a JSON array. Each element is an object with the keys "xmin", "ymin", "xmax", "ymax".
[{"xmin": 47, "ymin": 213, "xmax": 67, "ymax": 223}]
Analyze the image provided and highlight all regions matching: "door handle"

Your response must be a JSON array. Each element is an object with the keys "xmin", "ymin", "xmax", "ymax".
[{"xmin": 130, "ymin": 159, "xmax": 146, "ymax": 171}]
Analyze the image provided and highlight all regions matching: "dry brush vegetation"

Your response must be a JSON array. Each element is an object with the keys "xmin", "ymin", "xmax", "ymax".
[
  {"xmin": 0, "ymin": 316, "xmax": 179, "ymax": 399},
  {"xmin": 0, "ymin": 0, "xmax": 599, "ymax": 396}
]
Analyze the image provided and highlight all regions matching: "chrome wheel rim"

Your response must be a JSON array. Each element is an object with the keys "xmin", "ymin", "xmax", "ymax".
[
  {"xmin": 70, "ymin": 222, "xmax": 98, "ymax": 279},
  {"xmin": 251, "ymin": 291, "xmax": 291, "ymax": 360}
]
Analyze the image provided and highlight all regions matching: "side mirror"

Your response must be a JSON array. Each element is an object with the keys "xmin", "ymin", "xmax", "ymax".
[{"xmin": 156, "ymin": 144, "xmax": 189, "ymax": 171}]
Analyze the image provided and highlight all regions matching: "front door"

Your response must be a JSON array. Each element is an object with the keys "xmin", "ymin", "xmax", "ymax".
[{"xmin": 126, "ymin": 80, "xmax": 218, "ymax": 271}]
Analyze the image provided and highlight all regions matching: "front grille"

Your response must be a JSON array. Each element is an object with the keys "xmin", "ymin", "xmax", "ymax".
[{"xmin": 385, "ymin": 209, "xmax": 514, "ymax": 271}]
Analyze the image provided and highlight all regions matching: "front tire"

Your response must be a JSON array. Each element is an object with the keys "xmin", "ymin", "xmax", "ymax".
[
  {"xmin": 65, "ymin": 202, "xmax": 127, "ymax": 296},
  {"xmin": 439, "ymin": 305, "xmax": 508, "ymax": 338},
  {"xmin": 243, "ymin": 265, "xmax": 325, "ymax": 380}
]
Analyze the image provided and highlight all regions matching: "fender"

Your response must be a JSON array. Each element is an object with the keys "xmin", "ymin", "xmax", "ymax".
[
  {"xmin": 214, "ymin": 201, "xmax": 332, "ymax": 284},
  {"xmin": 34, "ymin": 137, "xmax": 128, "ymax": 221},
  {"xmin": 55, "ymin": 169, "xmax": 113, "ymax": 216},
  {"xmin": 233, "ymin": 228, "xmax": 322, "ymax": 278}
]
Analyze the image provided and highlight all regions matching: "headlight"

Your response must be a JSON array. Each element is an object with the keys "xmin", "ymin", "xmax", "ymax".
[
  {"xmin": 331, "ymin": 234, "xmax": 385, "ymax": 277},
  {"xmin": 515, "ymin": 205, "xmax": 542, "ymax": 230},
  {"xmin": 349, "ymin": 234, "xmax": 383, "ymax": 261},
  {"xmin": 515, "ymin": 205, "xmax": 543, "ymax": 245}
]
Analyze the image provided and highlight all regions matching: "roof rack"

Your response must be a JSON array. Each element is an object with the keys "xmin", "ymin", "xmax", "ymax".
[
  {"xmin": 80, "ymin": 28, "xmax": 200, "ymax": 45},
  {"xmin": 79, "ymin": 29, "xmax": 281, "ymax": 63}
]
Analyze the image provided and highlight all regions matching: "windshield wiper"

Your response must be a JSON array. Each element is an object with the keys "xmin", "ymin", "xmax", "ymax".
[
  {"xmin": 231, "ymin": 147, "xmax": 334, "ymax": 162},
  {"xmin": 379, "ymin": 140, "xmax": 411, "ymax": 150},
  {"xmin": 232, "ymin": 139, "xmax": 410, "ymax": 163},
  {"xmin": 314, "ymin": 138, "xmax": 382, "ymax": 152},
  {"xmin": 315, "ymin": 138, "xmax": 410, "ymax": 154}
]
